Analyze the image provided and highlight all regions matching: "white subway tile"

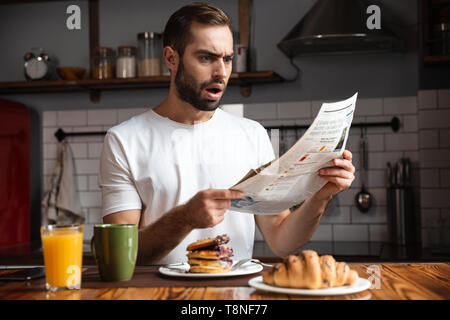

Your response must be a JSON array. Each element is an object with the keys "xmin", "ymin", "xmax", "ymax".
[
  {"xmin": 441, "ymin": 208, "xmax": 450, "ymax": 227},
  {"xmin": 367, "ymin": 169, "xmax": 387, "ymax": 188},
  {"xmin": 76, "ymin": 175, "xmax": 88, "ymax": 191},
  {"xmin": 43, "ymin": 111, "xmax": 57, "ymax": 127},
  {"xmin": 89, "ymin": 175, "xmax": 101, "ymax": 191},
  {"xmin": 74, "ymin": 159, "xmax": 100, "ymax": 175},
  {"xmin": 420, "ymin": 169, "xmax": 440, "ymax": 188},
  {"xmin": 310, "ymin": 224, "xmax": 332, "ymax": 241},
  {"xmin": 420, "ymin": 208, "xmax": 441, "ymax": 227},
  {"xmin": 43, "ymin": 159, "xmax": 56, "ymax": 176},
  {"xmin": 335, "ymin": 188, "xmax": 358, "ymax": 206},
  {"xmin": 351, "ymin": 205, "xmax": 387, "ymax": 223},
  {"xmin": 418, "ymin": 90, "xmax": 437, "ymax": 110},
  {"xmin": 441, "ymin": 169, "xmax": 450, "ymax": 188},
  {"xmin": 118, "ymin": 108, "xmax": 148, "ymax": 123},
  {"xmin": 366, "ymin": 134, "xmax": 385, "ymax": 151},
  {"xmin": 419, "ymin": 109, "xmax": 450, "ymax": 129},
  {"xmin": 277, "ymin": 101, "xmax": 312, "ymax": 119},
  {"xmin": 369, "ymin": 224, "xmax": 388, "ymax": 241},
  {"xmin": 254, "ymin": 226, "xmax": 264, "ymax": 241},
  {"xmin": 385, "ymin": 133, "xmax": 418, "ymax": 151},
  {"xmin": 258, "ymin": 119, "xmax": 296, "ymax": 128},
  {"xmin": 88, "ymin": 143, "xmax": 103, "ymax": 158},
  {"xmin": 419, "ymin": 129, "xmax": 439, "ymax": 149},
  {"xmin": 356, "ymin": 98, "xmax": 383, "ymax": 116},
  {"xmin": 419, "ymin": 149, "xmax": 450, "ymax": 168},
  {"xmin": 57, "ymin": 110, "xmax": 87, "ymax": 126},
  {"xmin": 244, "ymin": 103, "xmax": 277, "ymax": 120},
  {"xmin": 333, "ymin": 224, "xmax": 369, "ymax": 241},
  {"xmin": 79, "ymin": 191, "xmax": 102, "ymax": 207},
  {"xmin": 438, "ymin": 89, "xmax": 450, "ymax": 109},
  {"xmin": 43, "ymin": 143, "xmax": 58, "ymax": 160},
  {"xmin": 402, "ymin": 115, "xmax": 418, "ymax": 132},
  {"xmin": 321, "ymin": 206, "xmax": 351, "ymax": 224},
  {"xmin": 88, "ymin": 207, "xmax": 103, "ymax": 224},
  {"xmin": 440, "ymin": 128, "xmax": 450, "ymax": 148},
  {"xmin": 221, "ymin": 104, "xmax": 244, "ymax": 118},
  {"xmin": 83, "ymin": 224, "xmax": 94, "ymax": 241},
  {"xmin": 383, "ymin": 96, "xmax": 417, "ymax": 115},
  {"xmin": 88, "ymin": 109, "xmax": 118, "ymax": 126},
  {"xmin": 420, "ymin": 189, "xmax": 450, "ymax": 208},
  {"xmin": 369, "ymin": 151, "xmax": 403, "ymax": 169},
  {"xmin": 69, "ymin": 143, "xmax": 87, "ymax": 159}
]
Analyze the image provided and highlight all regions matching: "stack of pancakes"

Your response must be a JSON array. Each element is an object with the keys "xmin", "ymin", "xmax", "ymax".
[{"xmin": 186, "ymin": 234, "xmax": 234, "ymax": 273}]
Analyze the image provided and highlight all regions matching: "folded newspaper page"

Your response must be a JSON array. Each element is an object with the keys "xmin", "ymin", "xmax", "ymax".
[{"xmin": 230, "ymin": 93, "xmax": 358, "ymax": 214}]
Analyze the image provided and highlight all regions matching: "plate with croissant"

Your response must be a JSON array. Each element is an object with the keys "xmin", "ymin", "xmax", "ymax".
[{"xmin": 249, "ymin": 250, "xmax": 371, "ymax": 296}]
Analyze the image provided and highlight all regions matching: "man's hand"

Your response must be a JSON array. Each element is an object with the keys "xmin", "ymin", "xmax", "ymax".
[
  {"xmin": 315, "ymin": 149, "xmax": 355, "ymax": 201},
  {"xmin": 182, "ymin": 188, "xmax": 244, "ymax": 229}
]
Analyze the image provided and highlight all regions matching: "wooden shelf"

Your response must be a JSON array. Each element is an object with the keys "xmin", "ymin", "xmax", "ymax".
[
  {"xmin": 0, "ymin": 71, "xmax": 283, "ymax": 94},
  {"xmin": 0, "ymin": 72, "xmax": 284, "ymax": 102}
]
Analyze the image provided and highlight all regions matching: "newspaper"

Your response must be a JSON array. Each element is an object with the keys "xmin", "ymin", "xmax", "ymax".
[{"xmin": 230, "ymin": 93, "xmax": 358, "ymax": 214}]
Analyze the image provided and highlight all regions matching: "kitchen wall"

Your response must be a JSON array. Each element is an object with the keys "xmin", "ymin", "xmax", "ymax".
[
  {"xmin": 41, "ymin": 90, "xmax": 450, "ymax": 248},
  {"xmin": 2, "ymin": 0, "xmax": 449, "ymax": 249}
]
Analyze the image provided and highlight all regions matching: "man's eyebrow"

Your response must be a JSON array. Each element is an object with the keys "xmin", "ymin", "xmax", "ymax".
[{"xmin": 194, "ymin": 49, "xmax": 234, "ymax": 58}]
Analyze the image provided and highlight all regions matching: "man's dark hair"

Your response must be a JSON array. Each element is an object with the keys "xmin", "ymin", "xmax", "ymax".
[{"xmin": 163, "ymin": 2, "xmax": 232, "ymax": 57}]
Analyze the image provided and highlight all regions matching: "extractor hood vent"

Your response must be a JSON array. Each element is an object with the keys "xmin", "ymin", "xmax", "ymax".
[{"xmin": 278, "ymin": 0, "xmax": 403, "ymax": 57}]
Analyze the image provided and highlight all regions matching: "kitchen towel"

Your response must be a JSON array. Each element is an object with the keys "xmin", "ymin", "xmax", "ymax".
[{"xmin": 41, "ymin": 140, "xmax": 85, "ymax": 225}]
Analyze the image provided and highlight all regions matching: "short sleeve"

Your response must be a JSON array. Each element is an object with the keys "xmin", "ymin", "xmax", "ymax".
[{"xmin": 98, "ymin": 131, "xmax": 142, "ymax": 217}]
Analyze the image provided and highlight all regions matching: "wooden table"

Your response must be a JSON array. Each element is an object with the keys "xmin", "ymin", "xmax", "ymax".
[{"xmin": 0, "ymin": 263, "xmax": 449, "ymax": 300}]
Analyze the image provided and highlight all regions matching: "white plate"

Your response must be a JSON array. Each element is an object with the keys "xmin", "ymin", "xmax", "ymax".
[
  {"xmin": 248, "ymin": 276, "xmax": 371, "ymax": 296},
  {"xmin": 159, "ymin": 262, "xmax": 263, "ymax": 278}
]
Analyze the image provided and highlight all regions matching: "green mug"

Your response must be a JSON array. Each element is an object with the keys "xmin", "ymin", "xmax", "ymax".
[{"xmin": 91, "ymin": 224, "xmax": 138, "ymax": 281}]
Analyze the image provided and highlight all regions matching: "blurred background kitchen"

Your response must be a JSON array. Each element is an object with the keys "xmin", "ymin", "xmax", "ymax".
[{"xmin": 0, "ymin": 0, "xmax": 449, "ymax": 261}]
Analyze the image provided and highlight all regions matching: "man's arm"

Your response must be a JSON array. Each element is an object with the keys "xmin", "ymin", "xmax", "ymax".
[
  {"xmin": 255, "ymin": 150, "xmax": 355, "ymax": 258},
  {"xmin": 103, "ymin": 188, "xmax": 244, "ymax": 264},
  {"xmin": 103, "ymin": 206, "xmax": 192, "ymax": 264}
]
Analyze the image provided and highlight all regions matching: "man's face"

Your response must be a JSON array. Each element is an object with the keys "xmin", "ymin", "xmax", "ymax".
[{"xmin": 174, "ymin": 22, "xmax": 234, "ymax": 112}]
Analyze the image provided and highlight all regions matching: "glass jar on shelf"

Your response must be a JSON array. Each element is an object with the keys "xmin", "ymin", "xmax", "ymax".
[
  {"xmin": 116, "ymin": 45, "xmax": 137, "ymax": 78},
  {"xmin": 91, "ymin": 46, "xmax": 115, "ymax": 80},
  {"xmin": 137, "ymin": 32, "xmax": 162, "ymax": 77}
]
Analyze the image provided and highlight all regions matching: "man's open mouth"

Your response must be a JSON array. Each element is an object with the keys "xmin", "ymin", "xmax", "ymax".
[{"xmin": 205, "ymin": 88, "xmax": 222, "ymax": 94}]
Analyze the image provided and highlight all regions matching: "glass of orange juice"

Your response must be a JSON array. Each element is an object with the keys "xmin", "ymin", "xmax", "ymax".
[{"xmin": 41, "ymin": 224, "xmax": 84, "ymax": 291}]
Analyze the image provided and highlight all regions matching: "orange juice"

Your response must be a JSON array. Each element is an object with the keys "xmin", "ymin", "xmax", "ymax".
[{"xmin": 41, "ymin": 225, "xmax": 83, "ymax": 290}]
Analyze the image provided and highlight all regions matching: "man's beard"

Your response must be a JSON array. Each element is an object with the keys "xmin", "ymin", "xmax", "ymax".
[{"xmin": 174, "ymin": 59, "xmax": 226, "ymax": 112}]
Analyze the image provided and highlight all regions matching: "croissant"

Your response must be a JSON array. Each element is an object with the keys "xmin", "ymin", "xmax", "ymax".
[{"xmin": 262, "ymin": 250, "xmax": 358, "ymax": 289}]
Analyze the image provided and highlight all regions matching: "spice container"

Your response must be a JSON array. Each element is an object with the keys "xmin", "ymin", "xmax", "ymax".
[
  {"xmin": 91, "ymin": 47, "xmax": 115, "ymax": 79},
  {"xmin": 137, "ymin": 32, "xmax": 162, "ymax": 77},
  {"xmin": 116, "ymin": 46, "xmax": 137, "ymax": 78}
]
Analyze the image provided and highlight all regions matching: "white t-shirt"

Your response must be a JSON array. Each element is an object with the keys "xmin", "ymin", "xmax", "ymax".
[{"xmin": 98, "ymin": 107, "xmax": 275, "ymax": 264}]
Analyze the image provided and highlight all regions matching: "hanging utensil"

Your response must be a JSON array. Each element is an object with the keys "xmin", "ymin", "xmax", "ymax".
[
  {"xmin": 387, "ymin": 162, "xmax": 393, "ymax": 188},
  {"xmin": 355, "ymin": 127, "xmax": 373, "ymax": 213}
]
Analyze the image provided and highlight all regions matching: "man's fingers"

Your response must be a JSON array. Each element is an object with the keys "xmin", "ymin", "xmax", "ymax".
[
  {"xmin": 204, "ymin": 188, "xmax": 244, "ymax": 200},
  {"xmin": 318, "ymin": 168, "xmax": 354, "ymax": 180},
  {"xmin": 342, "ymin": 149, "xmax": 353, "ymax": 161},
  {"xmin": 332, "ymin": 158, "xmax": 355, "ymax": 173}
]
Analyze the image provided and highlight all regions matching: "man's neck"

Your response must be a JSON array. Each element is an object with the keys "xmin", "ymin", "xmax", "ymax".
[{"xmin": 153, "ymin": 93, "xmax": 216, "ymax": 125}]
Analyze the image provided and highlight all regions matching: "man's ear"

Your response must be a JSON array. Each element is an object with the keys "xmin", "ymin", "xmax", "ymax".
[{"xmin": 163, "ymin": 46, "xmax": 179, "ymax": 73}]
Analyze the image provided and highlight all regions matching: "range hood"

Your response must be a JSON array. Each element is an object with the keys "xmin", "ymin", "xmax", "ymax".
[{"xmin": 278, "ymin": 0, "xmax": 403, "ymax": 57}]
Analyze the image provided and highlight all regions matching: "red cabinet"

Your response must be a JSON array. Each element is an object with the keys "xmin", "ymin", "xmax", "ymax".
[{"xmin": 0, "ymin": 99, "xmax": 30, "ymax": 248}]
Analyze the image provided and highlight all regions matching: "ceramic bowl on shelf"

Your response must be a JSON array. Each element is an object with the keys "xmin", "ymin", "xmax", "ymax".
[{"xmin": 57, "ymin": 66, "xmax": 87, "ymax": 80}]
